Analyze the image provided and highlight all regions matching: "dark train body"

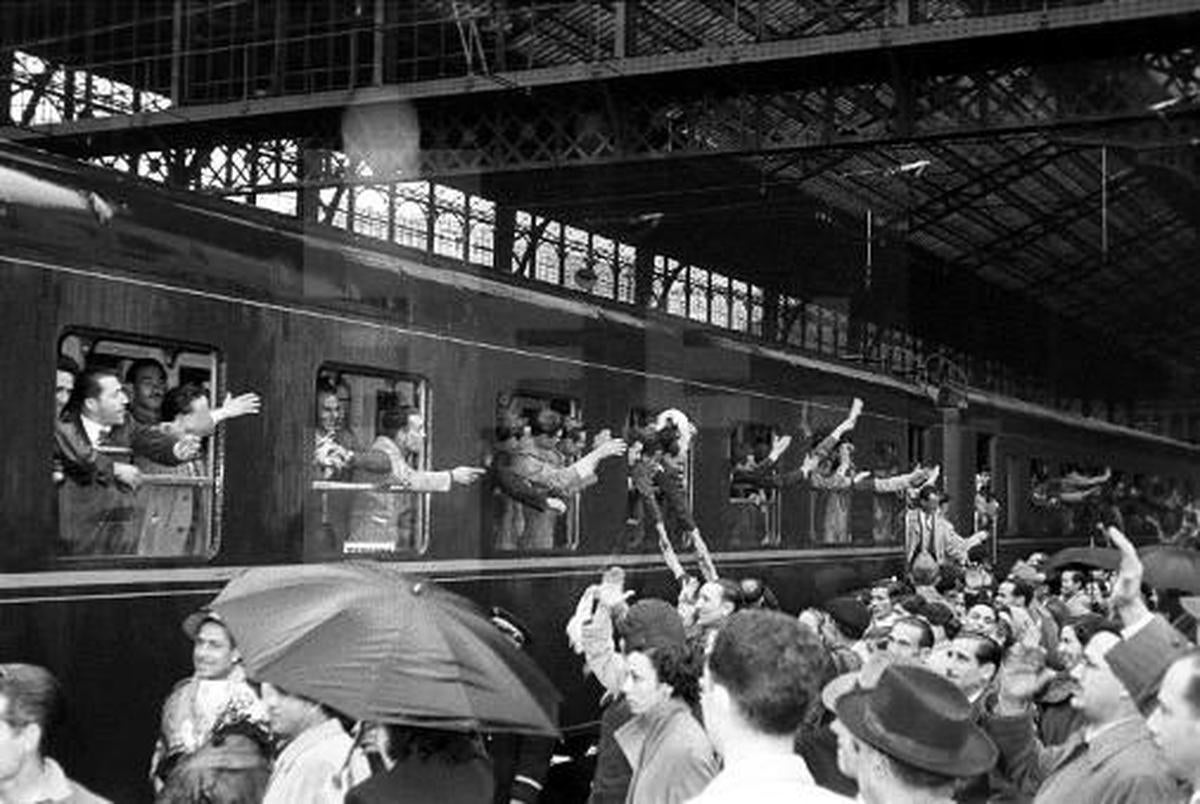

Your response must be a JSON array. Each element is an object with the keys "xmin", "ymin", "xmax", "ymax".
[{"xmin": 2, "ymin": 143, "xmax": 1196, "ymax": 801}]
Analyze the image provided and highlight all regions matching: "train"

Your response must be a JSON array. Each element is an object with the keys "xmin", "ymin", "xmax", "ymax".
[{"xmin": 2, "ymin": 141, "xmax": 1197, "ymax": 801}]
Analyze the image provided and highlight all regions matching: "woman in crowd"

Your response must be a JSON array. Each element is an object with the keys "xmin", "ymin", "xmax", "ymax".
[{"xmin": 617, "ymin": 641, "xmax": 718, "ymax": 804}]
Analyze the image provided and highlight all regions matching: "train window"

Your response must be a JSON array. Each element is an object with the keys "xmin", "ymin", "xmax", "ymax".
[
  {"xmin": 727, "ymin": 423, "xmax": 781, "ymax": 547},
  {"xmin": 624, "ymin": 406, "xmax": 696, "ymax": 551},
  {"xmin": 54, "ymin": 333, "xmax": 221, "ymax": 559},
  {"xmin": 310, "ymin": 367, "xmax": 429, "ymax": 555},
  {"xmin": 490, "ymin": 391, "xmax": 582, "ymax": 552}
]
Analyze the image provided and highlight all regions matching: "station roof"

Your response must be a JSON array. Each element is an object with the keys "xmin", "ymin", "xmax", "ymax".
[{"xmin": 6, "ymin": 0, "xmax": 1200, "ymax": 399}]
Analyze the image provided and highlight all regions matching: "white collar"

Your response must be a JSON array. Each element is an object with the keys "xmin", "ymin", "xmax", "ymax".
[{"xmin": 80, "ymin": 415, "xmax": 110, "ymax": 447}]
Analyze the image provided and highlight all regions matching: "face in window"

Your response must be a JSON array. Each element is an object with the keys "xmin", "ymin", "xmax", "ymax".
[
  {"xmin": 85, "ymin": 375, "xmax": 128, "ymax": 426},
  {"xmin": 317, "ymin": 392, "xmax": 341, "ymax": 434},
  {"xmin": 130, "ymin": 364, "xmax": 167, "ymax": 415},
  {"xmin": 399, "ymin": 413, "xmax": 426, "ymax": 456},
  {"xmin": 192, "ymin": 621, "xmax": 239, "ymax": 680},
  {"xmin": 621, "ymin": 651, "xmax": 673, "ymax": 716},
  {"xmin": 55, "ymin": 370, "xmax": 74, "ymax": 417}
]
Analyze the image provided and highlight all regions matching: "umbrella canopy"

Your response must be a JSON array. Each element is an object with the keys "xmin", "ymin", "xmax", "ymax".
[
  {"xmin": 210, "ymin": 563, "xmax": 561, "ymax": 737},
  {"xmin": 1045, "ymin": 546, "xmax": 1120, "ymax": 573},
  {"xmin": 1138, "ymin": 545, "xmax": 1200, "ymax": 594}
]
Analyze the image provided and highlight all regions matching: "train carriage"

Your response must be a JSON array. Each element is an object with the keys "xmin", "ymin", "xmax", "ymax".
[{"xmin": 2, "ymin": 142, "xmax": 1196, "ymax": 801}]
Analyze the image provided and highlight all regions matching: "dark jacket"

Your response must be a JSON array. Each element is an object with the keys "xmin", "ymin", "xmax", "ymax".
[{"xmin": 345, "ymin": 752, "xmax": 494, "ymax": 804}]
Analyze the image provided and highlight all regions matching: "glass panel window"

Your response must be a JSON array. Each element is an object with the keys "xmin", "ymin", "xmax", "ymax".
[
  {"xmin": 54, "ymin": 333, "xmax": 222, "ymax": 559},
  {"xmin": 310, "ymin": 368, "xmax": 429, "ymax": 555},
  {"xmin": 491, "ymin": 392, "xmax": 582, "ymax": 552}
]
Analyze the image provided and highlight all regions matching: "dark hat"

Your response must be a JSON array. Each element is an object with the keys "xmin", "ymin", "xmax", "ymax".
[
  {"xmin": 824, "ymin": 596, "xmax": 870, "ymax": 641},
  {"xmin": 619, "ymin": 599, "xmax": 685, "ymax": 653},
  {"xmin": 836, "ymin": 664, "xmax": 998, "ymax": 778},
  {"xmin": 181, "ymin": 607, "xmax": 227, "ymax": 641}
]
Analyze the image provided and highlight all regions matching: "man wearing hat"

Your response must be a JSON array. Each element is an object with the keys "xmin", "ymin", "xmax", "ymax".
[
  {"xmin": 985, "ymin": 625, "xmax": 1178, "ymax": 804},
  {"xmin": 832, "ymin": 663, "xmax": 998, "ymax": 804},
  {"xmin": 690, "ymin": 610, "xmax": 853, "ymax": 803}
]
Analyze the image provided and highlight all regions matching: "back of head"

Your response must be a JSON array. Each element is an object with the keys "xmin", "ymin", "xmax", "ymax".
[
  {"xmin": 162, "ymin": 383, "xmax": 207, "ymax": 424},
  {"xmin": 531, "ymin": 408, "xmax": 563, "ymax": 438},
  {"xmin": 707, "ymin": 610, "xmax": 832, "ymax": 736}
]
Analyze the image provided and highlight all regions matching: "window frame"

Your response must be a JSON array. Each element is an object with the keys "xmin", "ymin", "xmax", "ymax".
[
  {"xmin": 311, "ymin": 363, "xmax": 431, "ymax": 557},
  {"xmin": 55, "ymin": 328, "xmax": 224, "ymax": 564},
  {"xmin": 727, "ymin": 421, "xmax": 783, "ymax": 547},
  {"xmin": 492, "ymin": 390, "xmax": 583, "ymax": 553}
]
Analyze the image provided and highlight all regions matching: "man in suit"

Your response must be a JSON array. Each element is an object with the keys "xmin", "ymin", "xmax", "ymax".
[
  {"xmin": 55, "ymin": 367, "xmax": 198, "ymax": 555},
  {"xmin": 905, "ymin": 486, "xmax": 989, "ymax": 570}
]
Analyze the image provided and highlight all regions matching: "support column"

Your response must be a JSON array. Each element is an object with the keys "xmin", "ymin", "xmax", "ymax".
[
  {"xmin": 614, "ymin": 1, "xmax": 637, "ymax": 59},
  {"xmin": 633, "ymin": 248, "xmax": 654, "ymax": 308},
  {"xmin": 493, "ymin": 203, "xmax": 516, "ymax": 272},
  {"xmin": 938, "ymin": 408, "xmax": 975, "ymax": 538}
]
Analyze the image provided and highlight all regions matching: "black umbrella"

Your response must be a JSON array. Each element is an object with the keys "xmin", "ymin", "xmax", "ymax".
[{"xmin": 211, "ymin": 563, "xmax": 561, "ymax": 736}]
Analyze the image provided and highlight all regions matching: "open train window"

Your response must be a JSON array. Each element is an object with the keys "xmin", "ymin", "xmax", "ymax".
[
  {"xmin": 727, "ymin": 423, "xmax": 781, "ymax": 547},
  {"xmin": 54, "ymin": 332, "xmax": 221, "ymax": 560},
  {"xmin": 490, "ymin": 391, "xmax": 582, "ymax": 552},
  {"xmin": 310, "ymin": 366, "xmax": 429, "ymax": 555},
  {"xmin": 624, "ymin": 406, "xmax": 697, "ymax": 551}
]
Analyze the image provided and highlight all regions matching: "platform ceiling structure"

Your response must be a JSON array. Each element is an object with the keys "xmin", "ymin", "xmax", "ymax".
[{"xmin": 5, "ymin": 0, "xmax": 1200, "ymax": 427}]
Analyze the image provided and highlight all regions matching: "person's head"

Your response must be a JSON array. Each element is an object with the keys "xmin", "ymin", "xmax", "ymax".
[
  {"xmin": 1070, "ymin": 630, "xmax": 1138, "ymax": 724},
  {"xmin": 918, "ymin": 486, "xmax": 942, "ymax": 515},
  {"xmin": 695, "ymin": 579, "xmax": 738, "ymax": 629},
  {"xmin": 622, "ymin": 643, "xmax": 699, "ymax": 715},
  {"xmin": 836, "ymin": 437, "xmax": 855, "ymax": 465},
  {"xmin": 1056, "ymin": 614, "xmax": 1114, "ymax": 670},
  {"xmin": 126, "ymin": 358, "xmax": 167, "ymax": 416},
  {"xmin": 702, "ymin": 611, "xmax": 831, "ymax": 755},
  {"xmin": 1148, "ymin": 652, "xmax": 1200, "ymax": 784},
  {"xmin": 162, "ymin": 383, "xmax": 210, "ymax": 430},
  {"xmin": 996, "ymin": 579, "xmax": 1033, "ymax": 611},
  {"xmin": 869, "ymin": 582, "xmax": 903, "ymax": 621},
  {"xmin": 183, "ymin": 612, "xmax": 241, "ymax": 681},
  {"xmin": 260, "ymin": 684, "xmax": 328, "ymax": 741},
  {"xmin": 887, "ymin": 617, "xmax": 935, "ymax": 661},
  {"xmin": 315, "ymin": 385, "xmax": 342, "ymax": 433},
  {"xmin": 55, "ymin": 355, "xmax": 79, "ymax": 418},
  {"xmin": 962, "ymin": 602, "xmax": 999, "ymax": 636},
  {"xmin": 530, "ymin": 408, "xmax": 563, "ymax": 439},
  {"xmin": 0, "ymin": 664, "xmax": 60, "ymax": 780},
  {"xmin": 910, "ymin": 556, "xmax": 940, "ymax": 588},
  {"xmin": 70, "ymin": 367, "xmax": 128, "ymax": 426},
  {"xmin": 833, "ymin": 665, "xmax": 997, "ymax": 804},
  {"xmin": 654, "ymin": 409, "xmax": 695, "ymax": 457},
  {"xmin": 1060, "ymin": 569, "xmax": 1085, "ymax": 596},
  {"xmin": 381, "ymin": 405, "xmax": 424, "ymax": 455},
  {"xmin": 821, "ymin": 597, "xmax": 871, "ymax": 643},
  {"xmin": 941, "ymin": 633, "xmax": 1001, "ymax": 699}
]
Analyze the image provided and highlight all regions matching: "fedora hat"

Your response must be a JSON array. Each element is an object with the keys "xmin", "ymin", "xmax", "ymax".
[{"xmin": 836, "ymin": 664, "xmax": 997, "ymax": 778}]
